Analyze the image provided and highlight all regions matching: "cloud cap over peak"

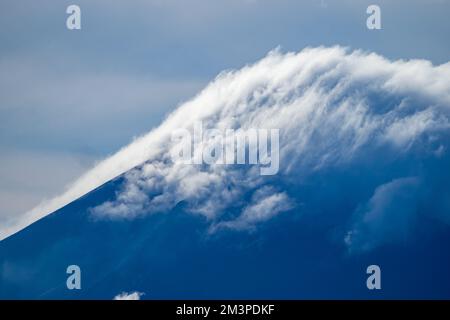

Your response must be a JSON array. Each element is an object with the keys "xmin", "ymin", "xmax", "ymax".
[{"xmin": 2, "ymin": 47, "xmax": 450, "ymax": 254}]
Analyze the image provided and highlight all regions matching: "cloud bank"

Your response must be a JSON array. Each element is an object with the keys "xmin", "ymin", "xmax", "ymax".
[{"xmin": 3, "ymin": 47, "xmax": 450, "ymax": 253}]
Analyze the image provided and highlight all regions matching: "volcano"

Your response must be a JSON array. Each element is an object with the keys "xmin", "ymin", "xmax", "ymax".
[{"xmin": 1, "ymin": 47, "xmax": 450, "ymax": 299}]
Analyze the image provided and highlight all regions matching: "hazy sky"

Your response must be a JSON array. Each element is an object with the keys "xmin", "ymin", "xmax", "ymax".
[{"xmin": 0, "ymin": 0, "xmax": 449, "ymax": 225}]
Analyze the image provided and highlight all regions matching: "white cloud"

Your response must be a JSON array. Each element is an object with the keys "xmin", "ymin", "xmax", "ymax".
[
  {"xmin": 2, "ymin": 47, "xmax": 450, "ymax": 245},
  {"xmin": 344, "ymin": 177, "xmax": 421, "ymax": 252},
  {"xmin": 209, "ymin": 187, "xmax": 293, "ymax": 232},
  {"xmin": 113, "ymin": 291, "xmax": 144, "ymax": 300}
]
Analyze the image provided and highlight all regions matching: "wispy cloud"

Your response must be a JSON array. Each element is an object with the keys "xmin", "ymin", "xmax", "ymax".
[
  {"xmin": 209, "ymin": 187, "xmax": 294, "ymax": 233},
  {"xmin": 113, "ymin": 291, "xmax": 144, "ymax": 300},
  {"xmin": 344, "ymin": 177, "xmax": 421, "ymax": 252}
]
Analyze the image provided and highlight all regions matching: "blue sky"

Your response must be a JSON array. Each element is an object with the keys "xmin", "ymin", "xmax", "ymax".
[{"xmin": 1, "ymin": 0, "xmax": 450, "ymax": 231}]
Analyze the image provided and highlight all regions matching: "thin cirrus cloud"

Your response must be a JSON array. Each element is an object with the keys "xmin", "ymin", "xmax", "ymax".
[{"xmin": 2, "ymin": 47, "xmax": 450, "ymax": 254}]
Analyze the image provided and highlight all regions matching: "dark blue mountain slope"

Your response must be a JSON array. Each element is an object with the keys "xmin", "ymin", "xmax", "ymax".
[{"xmin": 1, "ymin": 169, "xmax": 450, "ymax": 299}]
